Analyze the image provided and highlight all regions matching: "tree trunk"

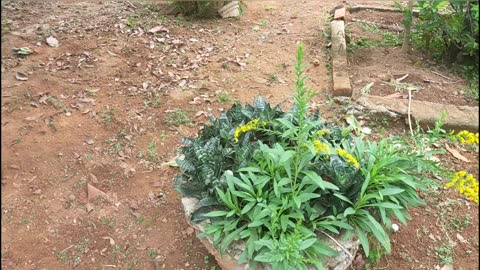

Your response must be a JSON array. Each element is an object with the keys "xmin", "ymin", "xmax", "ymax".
[{"xmin": 401, "ymin": 0, "xmax": 414, "ymax": 53}]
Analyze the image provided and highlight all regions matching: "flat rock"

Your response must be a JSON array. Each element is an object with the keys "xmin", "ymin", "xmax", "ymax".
[
  {"xmin": 352, "ymin": 95, "xmax": 479, "ymax": 132},
  {"xmin": 46, "ymin": 36, "xmax": 59, "ymax": 47}
]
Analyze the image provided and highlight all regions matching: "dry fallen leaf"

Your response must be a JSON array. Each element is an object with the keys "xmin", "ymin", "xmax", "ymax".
[
  {"xmin": 24, "ymin": 114, "xmax": 43, "ymax": 122},
  {"xmin": 194, "ymin": 110, "xmax": 208, "ymax": 119},
  {"xmin": 87, "ymin": 184, "xmax": 106, "ymax": 202},
  {"xmin": 456, "ymin": 233, "xmax": 467, "ymax": 243},
  {"xmin": 148, "ymin": 25, "xmax": 169, "ymax": 34},
  {"xmin": 39, "ymin": 95, "xmax": 49, "ymax": 104},
  {"xmin": 15, "ymin": 72, "xmax": 29, "ymax": 81},
  {"xmin": 88, "ymin": 173, "xmax": 98, "ymax": 184},
  {"xmin": 445, "ymin": 143, "xmax": 470, "ymax": 163},
  {"xmin": 188, "ymin": 97, "xmax": 202, "ymax": 105},
  {"xmin": 85, "ymin": 203, "xmax": 94, "ymax": 213},
  {"xmin": 440, "ymin": 264, "xmax": 453, "ymax": 270},
  {"xmin": 79, "ymin": 97, "xmax": 95, "ymax": 104},
  {"xmin": 102, "ymin": 237, "xmax": 115, "ymax": 246}
]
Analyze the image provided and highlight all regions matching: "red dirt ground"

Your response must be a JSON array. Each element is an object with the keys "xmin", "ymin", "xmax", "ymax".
[{"xmin": 1, "ymin": 1, "xmax": 478, "ymax": 270}]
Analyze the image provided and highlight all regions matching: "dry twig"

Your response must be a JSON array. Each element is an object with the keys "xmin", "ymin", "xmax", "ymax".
[{"xmin": 319, "ymin": 231, "xmax": 353, "ymax": 259}]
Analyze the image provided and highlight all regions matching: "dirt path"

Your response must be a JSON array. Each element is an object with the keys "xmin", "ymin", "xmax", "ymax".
[{"xmin": 1, "ymin": 0, "xmax": 339, "ymax": 269}]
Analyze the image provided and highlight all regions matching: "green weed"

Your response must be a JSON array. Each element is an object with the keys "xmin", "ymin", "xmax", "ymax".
[
  {"xmin": 165, "ymin": 109, "xmax": 190, "ymax": 126},
  {"xmin": 435, "ymin": 245, "xmax": 454, "ymax": 265},
  {"xmin": 217, "ymin": 92, "xmax": 230, "ymax": 103},
  {"xmin": 148, "ymin": 249, "xmax": 158, "ymax": 259}
]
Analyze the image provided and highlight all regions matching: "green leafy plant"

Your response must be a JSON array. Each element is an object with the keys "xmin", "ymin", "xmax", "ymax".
[
  {"xmin": 217, "ymin": 92, "xmax": 231, "ymax": 103},
  {"xmin": 413, "ymin": 0, "xmax": 478, "ymax": 61},
  {"xmin": 174, "ymin": 46, "xmax": 441, "ymax": 268},
  {"xmin": 169, "ymin": 1, "xmax": 225, "ymax": 18},
  {"xmin": 402, "ymin": 0, "xmax": 479, "ymax": 97}
]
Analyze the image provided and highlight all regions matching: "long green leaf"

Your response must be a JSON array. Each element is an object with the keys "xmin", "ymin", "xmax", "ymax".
[
  {"xmin": 355, "ymin": 227, "xmax": 369, "ymax": 257},
  {"xmin": 204, "ymin": 210, "xmax": 229, "ymax": 217}
]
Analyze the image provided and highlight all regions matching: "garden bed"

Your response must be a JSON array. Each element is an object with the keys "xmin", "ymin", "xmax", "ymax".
[{"xmin": 181, "ymin": 197, "xmax": 360, "ymax": 270}]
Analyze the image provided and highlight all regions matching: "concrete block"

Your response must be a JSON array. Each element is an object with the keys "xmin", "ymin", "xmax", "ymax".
[
  {"xmin": 330, "ymin": 20, "xmax": 351, "ymax": 96},
  {"xmin": 334, "ymin": 7, "xmax": 346, "ymax": 20}
]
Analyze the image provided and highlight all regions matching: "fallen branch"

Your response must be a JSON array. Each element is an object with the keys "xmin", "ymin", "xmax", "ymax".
[
  {"xmin": 423, "ymin": 79, "xmax": 441, "ymax": 84},
  {"xmin": 407, "ymin": 89, "xmax": 414, "ymax": 136},
  {"xmin": 432, "ymin": 71, "xmax": 454, "ymax": 81},
  {"xmin": 396, "ymin": 73, "xmax": 409, "ymax": 83},
  {"xmin": 352, "ymin": 19, "xmax": 404, "ymax": 32},
  {"xmin": 4, "ymin": 83, "xmax": 23, "ymax": 88},
  {"xmin": 60, "ymin": 245, "xmax": 74, "ymax": 254},
  {"xmin": 124, "ymin": 0, "xmax": 136, "ymax": 9},
  {"xmin": 442, "ymin": 79, "xmax": 462, "ymax": 84}
]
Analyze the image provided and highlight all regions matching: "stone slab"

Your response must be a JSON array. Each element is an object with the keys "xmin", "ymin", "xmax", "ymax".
[
  {"xmin": 354, "ymin": 95, "xmax": 479, "ymax": 132},
  {"xmin": 347, "ymin": 5, "xmax": 420, "ymax": 17},
  {"xmin": 218, "ymin": 1, "xmax": 240, "ymax": 18}
]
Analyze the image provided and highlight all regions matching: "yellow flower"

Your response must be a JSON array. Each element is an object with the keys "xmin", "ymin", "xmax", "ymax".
[
  {"xmin": 445, "ymin": 171, "xmax": 479, "ymax": 204},
  {"xmin": 316, "ymin": 129, "xmax": 332, "ymax": 137},
  {"xmin": 233, "ymin": 119, "xmax": 265, "ymax": 143},
  {"xmin": 313, "ymin": 140, "xmax": 330, "ymax": 156},
  {"xmin": 336, "ymin": 148, "xmax": 360, "ymax": 169},
  {"xmin": 455, "ymin": 130, "xmax": 479, "ymax": 145}
]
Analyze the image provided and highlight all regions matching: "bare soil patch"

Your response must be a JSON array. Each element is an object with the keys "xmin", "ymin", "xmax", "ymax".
[
  {"xmin": 1, "ymin": 0, "xmax": 335, "ymax": 269},
  {"xmin": 346, "ymin": 8, "xmax": 478, "ymax": 107}
]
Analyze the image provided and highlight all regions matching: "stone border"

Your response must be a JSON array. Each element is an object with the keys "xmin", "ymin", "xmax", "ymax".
[
  {"xmin": 330, "ymin": 4, "xmax": 479, "ymax": 132},
  {"xmin": 346, "ymin": 4, "xmax": 420, "ymax": 17},
  {"xmin": 330, "ymin": 7, "xmax": 352, "ymax": 97},
  {"xmin": 350, "ymin": 95, "xmax": 479, "ymax": 132}
]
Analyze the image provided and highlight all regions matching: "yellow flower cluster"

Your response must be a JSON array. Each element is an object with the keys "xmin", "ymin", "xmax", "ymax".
[
  {"xmin": 455, "ymin": 130, "xmax": 479, "ymax": 145},
  {"xmin": 313, "ymin": 140, "xmax": 330, "ymax": 156},
  {"xmin": 445, "ymin": 171, "xmax": 479, "ymax": 204},
  {"xmin": 233, "ymin": 119, "xmax": 266, "ymax": 143},
  {"xmin": 316, "ymin": 129, "xmax": 332, "ymax": 137},
  {"xmin": 336, "ymin": 149, "xmax": 360, "ymax": 169}
]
